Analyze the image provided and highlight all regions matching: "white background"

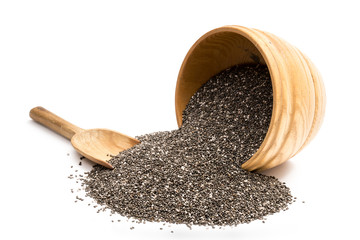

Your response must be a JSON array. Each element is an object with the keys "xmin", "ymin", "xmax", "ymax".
[{"xmin": 1, "ymin": 0, "xmax": 359, "ymax": 239}]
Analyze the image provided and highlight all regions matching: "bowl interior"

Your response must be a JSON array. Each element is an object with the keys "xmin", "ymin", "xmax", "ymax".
[{"xmin": 175, "ymin": 30, "xmax": 267, "ymax": 126}]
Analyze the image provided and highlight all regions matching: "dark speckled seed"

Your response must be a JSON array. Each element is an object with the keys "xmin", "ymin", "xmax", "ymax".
[{"xmin": 82, "ymin": 65, "xmax": 293, "ymax": 226}]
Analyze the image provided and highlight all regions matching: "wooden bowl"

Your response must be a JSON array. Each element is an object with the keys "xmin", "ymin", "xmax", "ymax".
[{"xmin": 175, "ymin": 25, "xmax": 326, "ymax": 171}]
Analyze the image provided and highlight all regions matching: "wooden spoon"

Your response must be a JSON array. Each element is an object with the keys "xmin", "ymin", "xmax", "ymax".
[{"xmin": 29, "ymin": 106, "xmax": 140, "ymax": 169}]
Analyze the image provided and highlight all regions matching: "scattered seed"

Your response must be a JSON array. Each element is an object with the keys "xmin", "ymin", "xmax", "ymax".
[{"xmin": 81, "ymin": 65, "xmax": 292, "ymax": 227}]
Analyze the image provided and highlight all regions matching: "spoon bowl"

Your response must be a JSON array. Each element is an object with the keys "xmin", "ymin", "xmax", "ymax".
[
  {"xmin": 71, "ymin": 128, "xmax": 139, "ymax": 169},
  {"xmin": 30, "ymin": 106, "xmax": 140, "ymax": 169}
]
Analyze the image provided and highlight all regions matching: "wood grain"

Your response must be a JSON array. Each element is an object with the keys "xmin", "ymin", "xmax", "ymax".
[
  {"xmin": 30, "ymin": 107, "xmax": 140, "ymax": 169},
  {"xmin": 30, "ymin": 106, "xmax": 83, "ymax": 139},
  {"xmin": 71, "ymin": 129, "xmax": 140, "ymax": 169},
  {"xmin": 175, "ymin": 26, "xmax": 326, "ymax": 171}
]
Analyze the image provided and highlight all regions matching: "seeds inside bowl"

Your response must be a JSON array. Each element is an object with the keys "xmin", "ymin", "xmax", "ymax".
[{"xmin": 81, "ymin": 64, "xmax": 293, "ymax": 226}]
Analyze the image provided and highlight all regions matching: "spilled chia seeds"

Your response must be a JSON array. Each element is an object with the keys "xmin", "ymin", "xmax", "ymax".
[{"xmin": 79, "ymin": 64, "xmax": 293, "ymax": 226}]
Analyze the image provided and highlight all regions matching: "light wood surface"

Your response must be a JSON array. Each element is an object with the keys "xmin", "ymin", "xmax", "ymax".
[
  {"xmin": 30, "ymin": 107, "xmax": 140, "ymax": 169},
  {"xmin": 29, "ymin": 106, "xmax": 83, "ymax": 140},
  {"xmin": 175, "ymin": 25, "xmax": 326, "ymax": 171}
]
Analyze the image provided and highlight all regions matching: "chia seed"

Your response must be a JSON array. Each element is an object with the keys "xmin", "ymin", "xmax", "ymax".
[{"xmin": 82, "ymin": 64, "xmax": 293, "ymax": 226}]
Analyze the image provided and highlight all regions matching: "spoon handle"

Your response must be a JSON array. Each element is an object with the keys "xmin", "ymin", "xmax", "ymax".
[{"xmin": 29, "ymin": 106, "xmax": 83, "ymax": 140}]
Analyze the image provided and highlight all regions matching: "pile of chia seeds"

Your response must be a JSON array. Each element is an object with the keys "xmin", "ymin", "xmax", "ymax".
[{"xmin": 82, "ymin": 64, "xmax": 293, "ymax": 226}]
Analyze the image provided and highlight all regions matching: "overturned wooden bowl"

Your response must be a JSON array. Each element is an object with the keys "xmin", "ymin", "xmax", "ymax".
[{"xmin": 175, "ymin": 25, "xmax": 326, "ymax": 171}]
